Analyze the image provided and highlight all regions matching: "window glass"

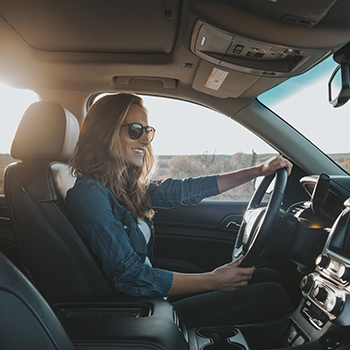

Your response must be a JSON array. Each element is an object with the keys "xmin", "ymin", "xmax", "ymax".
[
  {"xmin": 141, "ymin": 95, "xmax": 277, "ymax": 201},
  {"xmin": 0, "ymin": 83, "xmax": 39, "ymax": 194},
  {"xmin": 259, "ymin": 57, "xmax": 350, "ymax": 174}
]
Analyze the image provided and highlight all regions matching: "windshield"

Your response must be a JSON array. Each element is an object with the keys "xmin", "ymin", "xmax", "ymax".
[{"xmin": 259, "ymin": 56, "xmax": 350, "ymax": 174}]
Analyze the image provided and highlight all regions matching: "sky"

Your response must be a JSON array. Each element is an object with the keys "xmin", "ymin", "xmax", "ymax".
[
  {"xmin": 259, "ymin": 57, "xmax": 350, "ymax": 155},
  {"xmin": 0, "ymin": 56, "xmax": 349, "ymax": 156}
]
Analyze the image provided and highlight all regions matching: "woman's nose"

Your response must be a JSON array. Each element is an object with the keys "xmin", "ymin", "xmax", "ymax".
[{"xmin": 139, "ymin": 130, "xmax": 150, "ymax": 144}]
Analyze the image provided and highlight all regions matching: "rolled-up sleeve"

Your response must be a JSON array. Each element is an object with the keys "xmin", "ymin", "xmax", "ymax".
[
  {"xmin": 150, "ymin": 175, "xmax": 220, "ymax": 209},
  {"xmin": 66, "ymin": 179, "xmax": 173, "ymax": 297}
]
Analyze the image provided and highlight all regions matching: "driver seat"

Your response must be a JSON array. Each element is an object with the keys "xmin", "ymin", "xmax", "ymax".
[{"xmin": 4, "ymin": 101, "xmax": 113, "ymax": 301}]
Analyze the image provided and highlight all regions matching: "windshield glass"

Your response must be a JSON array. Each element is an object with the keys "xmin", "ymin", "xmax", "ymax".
[{"xmin": 259, "ymin": 56, "xmax": 350, "ymax": 174}]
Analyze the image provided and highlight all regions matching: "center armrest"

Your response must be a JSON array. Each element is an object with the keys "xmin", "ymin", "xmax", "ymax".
[{"xmin": 51, "ymin": 295, "xmax": 189, "ymax": 350}]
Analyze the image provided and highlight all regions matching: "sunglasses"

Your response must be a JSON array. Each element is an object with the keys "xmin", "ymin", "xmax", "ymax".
[{"xmin": 122, "ymin": 123, "xmax": 156, "ymax": 142}]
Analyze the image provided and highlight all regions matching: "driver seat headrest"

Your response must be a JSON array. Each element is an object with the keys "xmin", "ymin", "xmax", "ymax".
[{"xmin": 11, "ymin": 101, "xmax": 80, "ymax": 162}]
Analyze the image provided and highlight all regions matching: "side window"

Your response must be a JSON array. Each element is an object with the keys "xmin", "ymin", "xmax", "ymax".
[
  {"xmin": 0, "ymin": 83, "xmax": 39, "ymax": 194},
  {"xmin": 142, "ymin": 96, "xmax": 277, "ymax": 201}
]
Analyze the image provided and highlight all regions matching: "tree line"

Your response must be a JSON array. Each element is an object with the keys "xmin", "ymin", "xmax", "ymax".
[{"xmin": 153, "ymin": 151, "xmax": 267, "ymax": 201}]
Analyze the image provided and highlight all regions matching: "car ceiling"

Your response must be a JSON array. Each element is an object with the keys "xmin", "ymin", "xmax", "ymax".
[{"xmin": 1, "ymin": 0, "xmax": 350, "ymax": 120}]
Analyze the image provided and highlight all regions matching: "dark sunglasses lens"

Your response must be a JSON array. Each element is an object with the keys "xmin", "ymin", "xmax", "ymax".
[{"xmin": 128, "ymin": 124, "xmax": 143, "ymax": 139}]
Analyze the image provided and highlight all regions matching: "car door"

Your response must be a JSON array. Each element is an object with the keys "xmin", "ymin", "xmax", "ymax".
[{"xmin": 153, "ymin": 200, "xmax": 247, "ymax": 273}]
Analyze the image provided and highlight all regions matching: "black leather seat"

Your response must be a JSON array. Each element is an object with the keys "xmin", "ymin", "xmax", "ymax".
[
  {"xmin": 4, "ymin": 101, "xmax": 113, "ymax": 301},
  {"xmin": 0, "ymin": 250, "xmax": 75, "ymax": 349}
]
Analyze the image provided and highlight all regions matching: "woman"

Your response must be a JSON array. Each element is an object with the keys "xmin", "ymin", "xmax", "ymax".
[{"xmin": 66, "ymin": 93, "xmax": 294, "ymax": 327}]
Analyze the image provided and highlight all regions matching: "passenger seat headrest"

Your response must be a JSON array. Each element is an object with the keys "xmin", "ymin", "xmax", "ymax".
[{"xmin": 11, "ymin": 101, "xmax": 80, "ymax": 162}]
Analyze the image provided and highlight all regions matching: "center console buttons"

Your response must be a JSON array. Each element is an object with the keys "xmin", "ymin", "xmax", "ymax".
[
  {"xmin": 313, "ymin": 286, "xmax": 328, "ymax": 303},
  {"xmin": 316, "ymin": 254, "xmax": 330, "ymax": 269}
]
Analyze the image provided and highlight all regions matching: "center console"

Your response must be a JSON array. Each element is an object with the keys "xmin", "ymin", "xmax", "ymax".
[
  {"xmin": 54, "ymin": 201, "xmax": 350, "ymax": 350},
  {"xmin": 186, "ymin": 200, "xmax": 350, "ymax": 349}
]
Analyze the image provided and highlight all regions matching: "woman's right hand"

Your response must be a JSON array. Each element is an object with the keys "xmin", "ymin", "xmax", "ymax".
[
  {"xmin": 168, "ymin": 255, "xmax": 255, "ymax": 296},
  {"xmin": 210, "ymin": 255, "xmax": 255, "ymax": 292}
]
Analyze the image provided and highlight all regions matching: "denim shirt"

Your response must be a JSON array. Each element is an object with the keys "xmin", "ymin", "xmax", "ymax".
[{"xmin": 65, "ymin": 175, "xmax": 220, "ymax": 297}]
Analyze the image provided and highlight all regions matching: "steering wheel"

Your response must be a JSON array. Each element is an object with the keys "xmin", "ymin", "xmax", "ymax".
[{"xmin": 232, "ymin": 168, "xmax": 288, "ymax": 267}]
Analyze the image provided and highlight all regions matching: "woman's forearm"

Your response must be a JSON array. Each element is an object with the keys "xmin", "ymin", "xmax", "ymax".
[
  {"xmin": 168, "ymin": 272, "xmax": 214, "ymax": 296},
  {"xmin": 217, "ymin": 155, "xmax": 292, "ymax": 194},
  {"xmin": 167, "ymin": 256, "xmax": 255, "ymax": 296},
  {"xmin": 217, "ymin": 166, "xmax": 260, "ymax": 194}
]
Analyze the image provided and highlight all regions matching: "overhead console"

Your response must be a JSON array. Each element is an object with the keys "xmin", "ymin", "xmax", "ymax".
[{"xmin": 190, "ymin": 21, "xmax": 331, "ymax": 78}]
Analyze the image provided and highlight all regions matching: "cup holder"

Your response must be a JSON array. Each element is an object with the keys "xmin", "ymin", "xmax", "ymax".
[
  {"xmin": 196, "ymin": 328, "xmax": 246, "ymax": 350},
  {"xmin": 197, "ymin": 328, "xmax": 238, "ymax": 339}
]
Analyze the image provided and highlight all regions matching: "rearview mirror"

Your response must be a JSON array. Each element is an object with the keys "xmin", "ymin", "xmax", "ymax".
[{"xmin": 328, "ymin": 63, "xmax": 350, "ymax": 108}]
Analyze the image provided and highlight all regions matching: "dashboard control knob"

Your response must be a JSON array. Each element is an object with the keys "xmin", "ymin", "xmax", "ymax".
[
  {"xmin": 325, "ymin": 295, "xmax": 343, "ymax": 316},
  {"xmin": 313, "ymin": 286, "xmax": 328, "ymax": 303},
  {"xmin": 315, "ymin": 255, "xmax": 330, "ymax": 269},
  {"xmin": 300, "ymin": 275, "xmax": 314, "ymax": 293},
  {"xmin": 338, "ymin": 265, "xmax": 350, "ymax": 282}
]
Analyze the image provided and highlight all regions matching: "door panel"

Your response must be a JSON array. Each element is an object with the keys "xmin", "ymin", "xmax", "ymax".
[{"xmin": 152, "ymin": 201, "xmax": 248, "ymax": 273}]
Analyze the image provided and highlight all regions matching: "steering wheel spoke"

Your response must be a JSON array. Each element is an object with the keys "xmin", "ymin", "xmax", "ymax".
[
  {"xmin": 232, "ymin": 168, "xmax": 288, "ymax": 267},
  {"xmin": 232, "ymin": 244, "xmax": 244, "ymax": 260}
]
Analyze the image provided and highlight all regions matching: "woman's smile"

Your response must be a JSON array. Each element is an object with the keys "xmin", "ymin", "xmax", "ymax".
[{"xmin": 132, "ymin": 148, "xmax": 145, "ymax": 156}]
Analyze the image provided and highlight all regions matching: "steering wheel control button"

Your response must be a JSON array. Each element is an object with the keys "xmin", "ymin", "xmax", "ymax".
[{"xmin": 316, "ymin": 254, "xmax": 331, "ymax": 269}]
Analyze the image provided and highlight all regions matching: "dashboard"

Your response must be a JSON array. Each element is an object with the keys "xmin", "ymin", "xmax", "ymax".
[{"xmin": 296, "ymin": 175, "xmax": 350, "ymax": 328}]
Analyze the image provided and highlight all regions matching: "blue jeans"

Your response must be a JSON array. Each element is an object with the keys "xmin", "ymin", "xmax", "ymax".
[{"xmin": 172, "ymin": 268, "xmax": 294, "ymax": 327}]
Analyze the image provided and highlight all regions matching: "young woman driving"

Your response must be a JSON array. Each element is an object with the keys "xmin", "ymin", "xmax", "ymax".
[{"xmin": 66, "ymin": 93, "xmax": 294, "ymax": 327}]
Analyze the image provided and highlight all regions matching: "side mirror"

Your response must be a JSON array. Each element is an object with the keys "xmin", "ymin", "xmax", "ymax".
[{"xmin": 328, "ymin": 63, "xmax": 350, "ymax": 108}]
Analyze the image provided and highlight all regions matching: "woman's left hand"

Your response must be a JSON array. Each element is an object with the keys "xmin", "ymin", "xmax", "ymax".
[{"xmin": 259, "ymin": 155, "xmax": 293, "ymax": 177}]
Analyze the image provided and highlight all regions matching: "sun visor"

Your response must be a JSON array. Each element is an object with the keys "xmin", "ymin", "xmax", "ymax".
[{"xmin": 0, "ymin": 0, "xmax": 180, "ymax": 54}]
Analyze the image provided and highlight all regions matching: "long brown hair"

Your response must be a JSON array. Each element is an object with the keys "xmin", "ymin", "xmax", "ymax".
[{"xmin": 70, "ymin": 93, "xmax": 155, "ymax": 221}]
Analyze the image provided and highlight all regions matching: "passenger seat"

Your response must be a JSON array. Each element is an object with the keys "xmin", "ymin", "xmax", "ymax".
[{"xmin": 0, "ymin": 250, "xmax": 75, "ymax": 349}]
